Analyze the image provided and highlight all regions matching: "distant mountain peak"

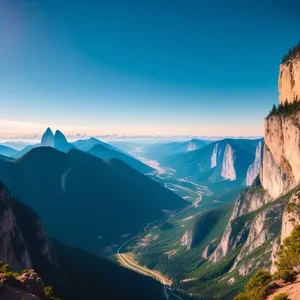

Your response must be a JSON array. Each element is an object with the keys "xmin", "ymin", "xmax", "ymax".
[
  {"xmin": 54, "ymin": 130, "xmax": 68, "ymax": 147},
  {"xmin": 40, "ymin": 127, "xmax": 54, "ymax": 147}
]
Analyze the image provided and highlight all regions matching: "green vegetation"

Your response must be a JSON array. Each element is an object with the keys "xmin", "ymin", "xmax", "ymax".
[
  {"xmin": 267, "ymin": 98, "xmax": 300, "ymax": 118},
  {"xmin": 235, "ymin": 225, "xmax": 300, "ymax": 299},
  {"xmin": 274, "ymin": 293, "xmax": 290, "ymax": 300},
  {"xmin": 44, "ymin": 286, "xmax": 60, "ymax": 300},
  {"xmin": 282, "ymin": 41, "xmax": 300, "ymax": 63},
  {"xmin": 233, "ymin": 269, "xmax": 272, "ymax": 300},
  {"xmin": 0, "ymin": 261, "xmax": 20, "ymax": 279},
  {"xmin": 274, "ymin": 225, "xmax": 300, "ymax": 283}
]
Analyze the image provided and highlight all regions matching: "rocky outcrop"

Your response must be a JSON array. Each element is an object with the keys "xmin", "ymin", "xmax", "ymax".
[
  {"xmin": 260, "ymin": 146, "xmax": 293, "ymax": 199},
  {"xmin": 40, "ymin": 128, "xmax": 54, "ymax": 147},
  {"xmin": 279, "ymin": 57, "xmax": 300, "ymax": 104},
  {"xmin": 230, "ymin": 201, "xmax": 285, "ymax": 274},
  {"xmin": 209, "ymin": 215, "xmax": 251, "ymax": 263},
  {"xmin": 221, "ymin": 144, "xmax": 236, "ymax": 181},
  {"xmin": 246, "ymin": 141, "xmax": 263, "ymax": 186},
  {"xmin": 181, "ymin": 230, "xmax": 193, "ymax": 250},
  {"xmin": 0, "ymin": 182, "xmax": 56, "ymax": 273},
  {"xmin": 211, "ymin": 143, "xmax": 220, "ymax": 168},
  {"xmin": 281, "ymin": 189, "xmax": 300, "ymax": 242},
  {"xmin": 210, "ymin": 183, "xmax": 272, "ymax": 263},
  {"xmin": 0, "ymin": 185, "xmax": 32, "ymax": 271},
  {"xmin": 261, "ymin": 113, "xmax": 300, "ymax": 198},
  {"xmin": 16, "ymin": 270, "xmax": 45, "ymax": 298},
  {"xmin": 202, "ymin": 243, "xmax": 214, "ymax": 259}
]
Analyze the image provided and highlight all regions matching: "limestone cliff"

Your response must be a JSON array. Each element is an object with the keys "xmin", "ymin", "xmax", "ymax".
[
  {"xmin": 261, "ymin": 112, "xmax": 300, "ymax": 199},
  {"xmin": 211, "ymin": 143, "xmax": 220, "ymax": 168},
  {"xmin": 229, "ymin": 200, "xmax": 285, "ymax": 275},
  {"xmin": 279, "ymin": 55, "xmax": 300, "ymax": 104},
  {"xmin": 246, "ymin": 140, "xmax": 263, "ymax": 186},
  {"xmin": 221, "ymin": 144, "xmax": 236, "ymax": 181},
  {"xmin": 209, "ymin": 46, "xmax": 300, "ymax": 282},
  {"xmin": 209, "ymin": 183, "xmax": 271, "ymax": 263}
]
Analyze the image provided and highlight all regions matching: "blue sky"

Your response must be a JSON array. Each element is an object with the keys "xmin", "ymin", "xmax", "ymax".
[{"xmin": 0, "ymin": 0, "xmax": 299, "ymax": 138}]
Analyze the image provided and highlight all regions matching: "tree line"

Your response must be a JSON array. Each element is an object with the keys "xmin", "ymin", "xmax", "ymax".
[{"xmin": 268, "ymin": 96, "xmax": 300, "ymax": 118}]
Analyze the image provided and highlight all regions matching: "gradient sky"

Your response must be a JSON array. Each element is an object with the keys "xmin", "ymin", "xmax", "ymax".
[{"xmin": 1, "ymin": 0, "xmax": 300, "ymax": 138}]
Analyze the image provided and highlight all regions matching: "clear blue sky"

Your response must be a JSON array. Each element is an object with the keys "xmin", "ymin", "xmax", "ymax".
[{"xmin": 0, "ymin": 0, "xmax": 299, "ymax": 138}]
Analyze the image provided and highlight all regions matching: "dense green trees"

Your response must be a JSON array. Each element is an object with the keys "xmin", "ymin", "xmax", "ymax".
[
  {"xmin": 233, "ymin": 270, "xmax": 272, "ymax": 300},
  {"xmin": 267, "ymin": 97, "xmax": 300, "ymax": 118},
  {"xmin": 274, "ymin": 225, "xmax": 300, "ymax": 283},
  {"xmin": 234, "ymin": 225, "xmax": 300, "ymax": 300}
]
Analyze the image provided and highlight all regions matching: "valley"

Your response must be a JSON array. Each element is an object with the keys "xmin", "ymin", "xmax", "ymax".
[{"xmin": 1, "ymin": 5, "xmax": 300, "ymax": 299}]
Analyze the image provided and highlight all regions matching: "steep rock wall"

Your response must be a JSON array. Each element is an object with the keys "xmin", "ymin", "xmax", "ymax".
[
  {"xmin": 221, "ymin": 144, "xmax": 236, "ymax": 181},
  {"xmin": 246, "ymin": 141, "xmax": 263, "ymax": 186},
  {"xmin": 279, "ymin": 58, "xmax": 300, "ymax": 104},
  {"xmin": 261, "ymin": 113, "xmax": 300, "ymax": 199},
  {"xmin": 0, "ymin": 182, "xmax": 56, "ymax": 273},
  {"xmin": 230, "ymin": 201, "xmax": 285, "ymax": 275}
]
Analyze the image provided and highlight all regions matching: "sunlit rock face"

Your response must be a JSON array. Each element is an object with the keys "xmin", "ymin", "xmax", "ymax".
[
  {"xmin": 211, "ymin": 143, "xmax": 220, "ymax": 168},
  {"xmin": 279, "ymin": 57, "xmax": 300, "ymax": 104},
  {"xmin": 246, "ymin": 141, "xmax": 263, "ymax": 186},
  {"xmin": 261, "ymin": 113, "xmax": 300, "ymax": 199},
  {"xmin": 229, "ymin": 201, "xmax": 285, "ymax": 274},
  {"xmin": 221, "ymin": 144, "xmax": 236, "ymax": 181},
  {"xmin": 40, "ymin": 127, "xmax": 54, "ymax": 147}
]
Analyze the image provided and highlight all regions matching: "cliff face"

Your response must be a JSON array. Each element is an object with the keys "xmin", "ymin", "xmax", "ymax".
[
  {"xmin": 279, "ymin": 58, "xmax": 300, "ymax": 104},
  {"xmin": 246, "ymin": 141, "xmax": 263, "ymax": 186},
  {"xmin": 209, "ymin": 184, "xmax": 272, "ymax": 263},
  {"xmin": 0, "ymin": 186, "xmax": 32, "ymax": 271},
  {"xmin": 208, "ymin": 51, "xmax": 300, "ymax": 283},
  {"xmin": 0, "ymin": 182, "xmax": 56, "ymax": 273},
  {"xmin": 211, "ymin": 143, "xmax": 221, "ymax": 168},
  {"xmin": 221, "ymin": 144, "xmax": 236, "ymax": 181},
  {"xmin": 261, "ymin": 112, "xmax": 300, "ymax": 199},
  {"xmin": 229, "ymin": 200, "xmax": 285, "ymax": 275}
]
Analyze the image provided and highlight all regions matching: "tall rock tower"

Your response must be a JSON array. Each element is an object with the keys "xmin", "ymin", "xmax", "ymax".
[{"xmin": 40, "ymin": 127, "xmax": 54, "ymax": 147}]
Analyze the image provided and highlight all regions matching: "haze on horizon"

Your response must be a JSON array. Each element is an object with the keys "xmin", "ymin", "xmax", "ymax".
[{"xmin": 1, "ymin": 0, "xmax": 299, "ymax": 139}]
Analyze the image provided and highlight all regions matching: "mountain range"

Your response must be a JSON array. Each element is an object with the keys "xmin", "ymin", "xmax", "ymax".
[
  {"xmin": 0, "ymin": 181, "xmax": 189, "ymax": 300},
  {"xmin": 161, "ymin": 138, "xmax": 263, "ymax": 186},
  {"xmin": 127, "ymin": 45, "xmax": 300, "ymax": 300},
  {"xmin": 143, "ymin": 138, "xmax": 211, "ymax": 160},
  {"xmin": 0, "ymin": 128, "xmax": 153, "ymax": 174},
  {"xmin": 0, "ymin": 146, "xmax": 186, "ymax": 254}
]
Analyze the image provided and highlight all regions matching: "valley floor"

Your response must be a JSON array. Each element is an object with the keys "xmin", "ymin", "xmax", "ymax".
[{"xmin": 116, "ymin": 252, "xmax": 172, "ymax": 285}]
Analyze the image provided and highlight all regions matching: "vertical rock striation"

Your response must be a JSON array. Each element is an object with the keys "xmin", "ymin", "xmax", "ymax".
[
  {"xmin": 221, "ymin": 144, "xmax": 236, "ymax": 181},
  {"xmin": 211, "ymin": 143, "xmax": 220, "ymax": 168},
  {"xmin": 246, "ymin": 141, "xmax": 263, "ymax": 186},
  {"xmin": 279, "ymin": 57, "xmax": 300, "ymax": 104}
]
